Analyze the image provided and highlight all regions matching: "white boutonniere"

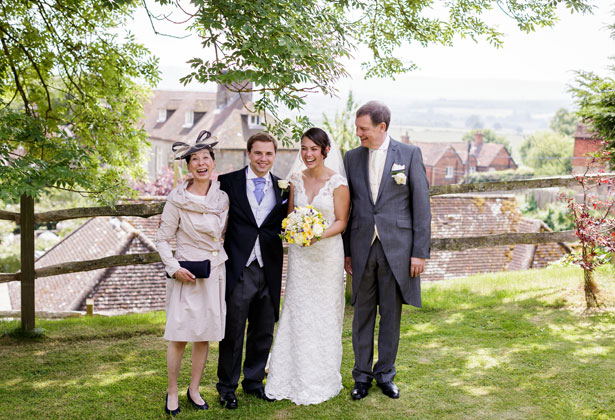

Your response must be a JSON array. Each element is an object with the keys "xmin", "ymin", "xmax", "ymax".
[
  {"xmin": 391, "ymin": 163, "xmax": 406, "ymax": 185},
  {"xmin": 277, "ymin": 179, "xmax": 290, "ymax": 195}
]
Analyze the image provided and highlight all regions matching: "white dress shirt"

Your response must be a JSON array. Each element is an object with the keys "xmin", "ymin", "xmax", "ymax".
[
  {"xmin": 246, "ymin": 165, "xmax": 276, "ymax": 267},
  {"xmin": 369, "ymin": 134, "xmax": 390, "ymax": 242}
]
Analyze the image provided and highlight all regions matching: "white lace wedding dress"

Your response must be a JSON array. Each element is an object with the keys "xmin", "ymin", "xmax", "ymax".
[{"xmin": 265, "ymin": 171, "xmax": 347, "ymax": 405}]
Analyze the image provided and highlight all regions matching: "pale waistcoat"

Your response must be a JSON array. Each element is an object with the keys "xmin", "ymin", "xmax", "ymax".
[
  {"xmin": 369, "ymin": 135, "xmax": 391, "ymax": 242},
  {"xmin": 246, "ymin": 166, "xmax": 276, "ymax": 267}
]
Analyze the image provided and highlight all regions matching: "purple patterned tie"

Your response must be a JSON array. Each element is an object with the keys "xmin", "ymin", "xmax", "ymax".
[{"xmin": 252, "ymin": 177, "xmax": 266, "ymax": 204}]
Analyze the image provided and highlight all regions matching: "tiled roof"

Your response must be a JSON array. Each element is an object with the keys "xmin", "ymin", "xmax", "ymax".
[
  {"xmin": 451, "ymin": 143, "xmax": 473, "ymax": 163},
  {"xmin": 143, "ymin": 90, "xmax": 295, "ymax": 150},
  {"xmin": 423, "ymin": 195, "xmax": 569, "ymax": 281},
  {"xmin": 419, "ymin": 141, "xmax": 510, "ymax": 168},
  {"xmin": 9, "ymin": 217, "xmax": 132, "ymax": 311},
  {"xmin": 574, "ymin": 123, "xmax": 599, "ymax": 140},
  {"xmin": 472, "ymin": 142, "xmax": 508, "ymax": 167},
  {"xmin": 81, "ymin": 236, "xmax": 166, "ymax": 314},
  {"xmin": 412, "ymin": 142, "xmax": 453, "ymax": 166}
]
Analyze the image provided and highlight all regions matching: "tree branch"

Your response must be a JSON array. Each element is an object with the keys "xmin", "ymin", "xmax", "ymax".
[{"xmin": 0, "ymin": 29, "xmax": 31, "ymax": 115}]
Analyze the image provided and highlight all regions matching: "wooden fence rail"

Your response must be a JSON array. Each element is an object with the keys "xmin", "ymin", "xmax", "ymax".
[
  {"xmin": 0, "ymin": 173, "xmax": 611, "ymax": 224},
  {"xmin": 3, "ymin": 173, "xmax": 611, "ymax": 331},
  {"xmin": 0, "ymin": 230, "xmax": 577, "ymax": 284}
]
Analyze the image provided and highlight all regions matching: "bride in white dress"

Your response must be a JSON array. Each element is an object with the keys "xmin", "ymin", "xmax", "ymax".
[{"xmin": 265, "ymin": 127, "xmax": 350, "ymax": 405}]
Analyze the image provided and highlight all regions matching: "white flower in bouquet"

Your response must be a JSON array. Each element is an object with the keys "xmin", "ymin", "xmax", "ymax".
[{"xmin": 280, "ymin": 205, "xmax": 327, "ymax": 246}]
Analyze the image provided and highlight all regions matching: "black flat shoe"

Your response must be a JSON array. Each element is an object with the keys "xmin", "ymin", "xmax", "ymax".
[
  {"xmin": 165, "ymin": 394, "xmax": 181, "ymax": 416},
  {"xmin": 187, "ymin": 388, "xmax": 209, "ymax": 410},
  {"xmin": 220, "ymin": 392, "xmax": 238, "ymax": 409},
  {"xmin": 377, "ymin": 381, "xmax": 400, "ymax": 399},
  {"xmin": 351, "ymin": 381, "xmax": 371, "ymax": 400},
  {"xmin": 245, "ymin": 387, "xmax": 275, "ymax": 402}
]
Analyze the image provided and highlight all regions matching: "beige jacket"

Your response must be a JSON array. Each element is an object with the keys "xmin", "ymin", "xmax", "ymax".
[{"xmin": 156, "ymin": 179, "xmax": 229, "ymax": 277}]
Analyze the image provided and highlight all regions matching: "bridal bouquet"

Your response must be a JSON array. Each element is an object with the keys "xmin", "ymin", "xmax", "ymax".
[{"xmin": 280, "ymin": 205, "xmax": 327, "ymax": 247}]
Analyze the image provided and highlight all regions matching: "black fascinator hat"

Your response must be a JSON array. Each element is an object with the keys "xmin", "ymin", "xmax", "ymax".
[{"xmin": 172, "ymin": 130, "xmax": 219, "ymax": 160}]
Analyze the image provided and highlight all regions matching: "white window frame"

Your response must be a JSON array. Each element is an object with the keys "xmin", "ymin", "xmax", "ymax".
[
  {"xmin": 157, "ymin": 108, "xmax": 167, "ymax": 123},
  {"xmin": 183, "ymin": 111, "xmax": 194, "ymax": 128},
  {"xmin": 249, "ymin": 114, "xmax": 261, "ymax": 127},
  {"xmin": 445, "ymin": 166, "xmax": 454, "ymax": 179}
]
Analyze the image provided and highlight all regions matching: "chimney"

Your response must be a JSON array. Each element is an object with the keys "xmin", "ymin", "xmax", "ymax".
[
  {"xmin": 400, "ymin": 131, "xmax": 410, "ymax": 144},
  {"xmin": 471, "ymin": 131, "xmax": 483, "ymax": 160},
  {"xmin": 474, "ymin": 131, "xmax": 483, "ymax": 147},
  {"xmin": 216, "ymin": 79, "xmax": 253, "ymax": 109},
  {"xmin": 473, "ymin": 131, "xmax": 484, "ymax": 145},
  {"xmin": 216, "ymin": 83, "xmax": 230, "ymax": 109}
]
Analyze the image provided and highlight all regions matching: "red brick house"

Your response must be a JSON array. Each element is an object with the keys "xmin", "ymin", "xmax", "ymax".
[
  {"xmin": 412, "ymin": 142, "xmax": 466, "ymax": 185},
  {"xmin": 403, "ymin": 132, "xmax": 517, "ymax": 186},
  {"xmin": 467, "ymin": 132, "xmax": 517, "ymax": 172},
  {"xmin": 572, "ymin": 123, "xmax": 606, "ymax": 173}
]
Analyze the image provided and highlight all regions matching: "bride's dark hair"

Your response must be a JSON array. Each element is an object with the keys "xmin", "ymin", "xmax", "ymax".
[{"xmin": 302, "ymin": 127, "xmax": 330, "ymax": 158}]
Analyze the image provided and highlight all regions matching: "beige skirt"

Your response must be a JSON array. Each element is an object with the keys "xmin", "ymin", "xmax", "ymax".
[{"xmin": 163, "ymin": 263, "xmax": 226, "ymax": 342}]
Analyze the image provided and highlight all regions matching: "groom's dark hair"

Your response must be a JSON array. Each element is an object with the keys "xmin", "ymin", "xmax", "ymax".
[
  {"xmin": 247, "ymin": 132, "xmax": 278, "ymax": 153},
  {"xmin": 356, "ymin": 101, "xmax": 391, "ymax": 131}
]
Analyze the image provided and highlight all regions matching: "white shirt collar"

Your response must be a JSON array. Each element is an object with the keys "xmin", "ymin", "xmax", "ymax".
[
  {"xmin": 246, "ymin": 165, "xmax": 270, "ymax": 182},
  {"xmin": 370, "ymin": 134, "xmax": 390, "ymax": 153},
  {"xmin": 379, "ymin": 135, "xmax": 390, "ymax": 151}
]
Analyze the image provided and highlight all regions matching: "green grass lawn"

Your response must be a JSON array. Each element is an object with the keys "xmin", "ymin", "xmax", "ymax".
[{"xmin": 1, "ymin": 266, "xmax": 614, "ymax": 420}]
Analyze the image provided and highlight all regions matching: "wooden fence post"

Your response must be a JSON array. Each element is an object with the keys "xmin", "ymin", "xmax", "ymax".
[{"xmin": 20, "ymin": 193, "xmax": 35, "ymax": 332}]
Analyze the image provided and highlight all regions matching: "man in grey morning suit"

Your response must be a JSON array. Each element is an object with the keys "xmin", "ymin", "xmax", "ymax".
[{"xmin": 342, "ymin": 101, "xmax": 431, "ymax": 400}]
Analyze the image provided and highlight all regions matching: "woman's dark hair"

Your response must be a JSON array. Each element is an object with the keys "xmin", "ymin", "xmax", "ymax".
[
  {"xmin": 302, "ymin": 127, "xmax": 330, "ymax": 158},
  {"xmin": 185, "ymin": 147, "xmax": 215, "ymax": 164}
]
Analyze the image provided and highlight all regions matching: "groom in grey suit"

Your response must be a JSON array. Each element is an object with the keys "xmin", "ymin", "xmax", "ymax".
[{"xmin": 343, "ymin": 101, "xmax": 431, "ymax": 400}]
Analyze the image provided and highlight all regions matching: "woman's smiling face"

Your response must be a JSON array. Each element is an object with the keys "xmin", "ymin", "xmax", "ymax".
[
  {"xmin": 301, "ymin": 136, "xmax": 329, "ymax": 169},
  {"xmin": 187, "ymin": 148, "xmax": 215, "ymax": 181}
]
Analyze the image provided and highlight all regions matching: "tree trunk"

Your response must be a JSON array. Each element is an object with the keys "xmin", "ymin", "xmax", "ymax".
[
  {"xmin": 20, "ymin": 193, "xmax": 35, "ymax": 331},
  {"xmin": 583, "ymin": 268, "xmax": 600, "ymax": 309}
]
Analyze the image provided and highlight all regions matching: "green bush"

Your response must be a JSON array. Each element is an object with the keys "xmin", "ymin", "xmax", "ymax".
[
  {"xmin": 520, "ymin": 194, "xmax": 574, "ymax": 232},
  {"xmin": 0, "ymin": 253, "xmax": 19, "ymax": 273}
]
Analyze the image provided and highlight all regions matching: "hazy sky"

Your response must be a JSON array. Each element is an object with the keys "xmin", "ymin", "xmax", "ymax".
[{"xmin": 131, "ymin": 1, "xmax": 615, "ymax": 103}]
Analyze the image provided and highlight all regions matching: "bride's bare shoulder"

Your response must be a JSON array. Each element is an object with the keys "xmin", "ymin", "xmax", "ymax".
[{"xmin": 323, "ymin": 168, "xmax": 337, "ymax": 180}]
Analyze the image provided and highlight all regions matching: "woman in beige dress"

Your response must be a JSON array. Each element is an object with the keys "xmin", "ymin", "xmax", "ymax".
[{"xmin": 156, "ymin": 130, "xmax": 229, "ymax": 416}]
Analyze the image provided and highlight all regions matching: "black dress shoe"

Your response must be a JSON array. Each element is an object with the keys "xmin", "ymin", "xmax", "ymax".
[
  {"xmin": 219, "ymin": 392, "xmax": 238, "ymax": 409},
  {"xmin": 377, "ymin": 381, "xmax": 400, "ymax": 399},
  {"xmin": 245, "ymin": 387, "xmax": 275, "ymax": 402},
  {"xmin": 187, "ymin": 388, "xmax": 209, "ymax": 410},
  {"xmin": 164, "ymin": 394, "xmax": 181, "ymax": 416},
  {"xmin": 351, "ymin": 382, "xmax": 372, "ymax": 400}
]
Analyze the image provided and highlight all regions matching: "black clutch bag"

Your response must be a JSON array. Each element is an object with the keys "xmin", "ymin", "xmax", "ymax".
[{"xmin": 168, "ymin": 260, "xmax": 211, "ymax": 279}]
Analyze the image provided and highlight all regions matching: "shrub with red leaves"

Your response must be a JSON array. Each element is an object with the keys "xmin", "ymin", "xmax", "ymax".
[{"xmin": 561, "ymin": 147, "xmax": 614, "ymax": 308}]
